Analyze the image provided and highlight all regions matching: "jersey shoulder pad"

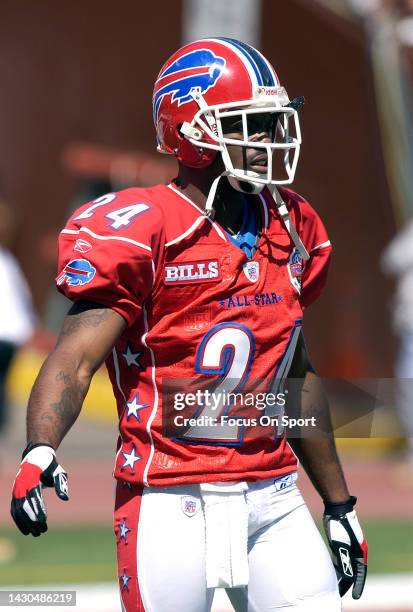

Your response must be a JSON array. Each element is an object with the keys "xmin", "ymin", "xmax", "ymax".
[{"xmin": 64, "ymin": 186, "xmax": 165, "ymax": 250}]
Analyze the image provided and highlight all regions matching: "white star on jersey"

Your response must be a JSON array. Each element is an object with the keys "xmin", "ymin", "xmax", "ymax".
[
  {"xmin": 121, "ymin": 344, "xmax": 143, "ymax": 369},
  {"xmin": 120, "ymin": 569, "xmax": 131, "ymax": 591},
  {"xmin": 119, "ymin": 519, "xmax": 132, "ymax": 543},
  {"xmin": 126, "ymin": 393, "xmax": 148, "ymax": 421},
  {"xmin": 121, "ymin": 445, "xmax": 141, "ymax": 471}
]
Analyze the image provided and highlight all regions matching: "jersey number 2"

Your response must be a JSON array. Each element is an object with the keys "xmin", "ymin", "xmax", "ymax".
[
  {"xmin": 179, "ymin": 321, "xmax": 302, "ymax": 445},
  {"xmin": 182, "ymin": 323, "xmax": 255, "ymax": 444}
]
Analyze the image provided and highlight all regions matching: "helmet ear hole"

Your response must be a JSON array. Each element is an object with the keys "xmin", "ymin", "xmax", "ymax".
[
  {"xmin": 176, "ymin": 137, "xmax": 219, "ymax": 168},
  {"xmin": 176, "ymin": 123, "xmax": 185, "ymax": 140}
]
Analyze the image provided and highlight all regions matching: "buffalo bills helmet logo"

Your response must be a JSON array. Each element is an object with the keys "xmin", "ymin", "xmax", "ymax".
[
  {"xmin": 57, "ymin": 258, "xmax": 96, "ymax": 286},
  {"xmin": 153, "ymin": 49, "xmax": 226, "ymax": 121}
]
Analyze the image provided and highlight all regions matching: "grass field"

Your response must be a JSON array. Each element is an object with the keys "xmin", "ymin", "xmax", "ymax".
[
  {"xmin": 0, "ymin": 525, "xmax": 116, "ymax": 585},
  {"xmin": 0, "ymin": 520, "xmax": 412, "ymax": 586}
]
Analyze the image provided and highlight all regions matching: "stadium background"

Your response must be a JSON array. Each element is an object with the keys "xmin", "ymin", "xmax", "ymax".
[{"xmin": 0, "ymin": 0, "xmax": 412, "ymax": 610}]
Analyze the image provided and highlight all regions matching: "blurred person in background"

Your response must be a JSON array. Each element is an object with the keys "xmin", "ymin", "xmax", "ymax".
[
  {"xmin": 0, "ymin": 201, "xmax": 35, "ymax": 435},
  {"xmin": 10, "ymin": 39, "xmax": 368, "ymax": 611},
  {"xmin": 0, "ymin": 199, "xmax": 35, "ymax": 562},
  {"xmin": 392, "ymin": 0, "xmax": 413, "ymax": 46},
  {"xmin": 382, "ymin": 220, "xmax": 413, "ymax": 478}
]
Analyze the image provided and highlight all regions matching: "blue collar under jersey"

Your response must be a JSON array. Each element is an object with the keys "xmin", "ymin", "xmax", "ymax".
[{"xmin": 226, "ymin": 197, "xmax": 259, "ymax": 258}]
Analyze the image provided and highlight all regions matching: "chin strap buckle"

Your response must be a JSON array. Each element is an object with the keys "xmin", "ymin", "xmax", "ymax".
[{"xmin": 180, "ymin": 122, "xmax": 203, "ymax": 141}]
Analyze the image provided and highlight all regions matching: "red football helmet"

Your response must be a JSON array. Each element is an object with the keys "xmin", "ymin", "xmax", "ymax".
[{"xmin": 153, "ymin": 37, "xmax": 302, "ymax": 188}]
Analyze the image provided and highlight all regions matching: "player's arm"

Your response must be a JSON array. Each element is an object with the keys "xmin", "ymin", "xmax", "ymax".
[
  {"xmin": 286, "ymin": 334, "xmax": 349, "ymax": 502},
  {"xmin": 26, "ymin": 301, "xmax": 126, "ymax": 448},
  {"xmin": 286, "ymin": 333, "xmax": 368, "ymax": 599},
  {"xmin": 11, "ymin": 301, "xmax": 126, "ymax": 536}
]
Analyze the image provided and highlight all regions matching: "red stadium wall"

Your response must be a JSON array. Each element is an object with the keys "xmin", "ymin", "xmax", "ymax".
[
  {"xmin": 0, "ymin": 0, "xmax": 182, "ymax": 309},
  {"xmin": 0, "ymin": 0, "xmax": 395, "ymax": 376}
]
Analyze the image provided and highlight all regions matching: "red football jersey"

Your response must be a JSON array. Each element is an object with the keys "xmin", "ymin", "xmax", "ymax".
[{"xmin": 56, "ymin": 183, "xmax": 331, "ymax": 486}]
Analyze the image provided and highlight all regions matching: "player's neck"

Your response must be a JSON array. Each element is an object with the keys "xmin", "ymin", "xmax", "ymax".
[
  {"xmin": 173, "ymin": 163, "xmax": 245, "ymax": 231},
  {"xmin": 174, "ymin": 163, "xmax": 222, "ymax": 211},
  {"xmin": 213, "ymin": 178, "xmax": 245, "ymax": 235}
]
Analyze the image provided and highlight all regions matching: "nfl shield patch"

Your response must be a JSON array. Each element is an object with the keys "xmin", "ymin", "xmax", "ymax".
[
  {"xmin": 287, "ymin": 248, "xmax": 304, "ymax": 293},
  {"xmin": 181, "ymin": 496, "xmax": 200, "ymax": 517},
  {"xmin": 242, "ymin": 261, "xmax": 259, "ymax": 283}
]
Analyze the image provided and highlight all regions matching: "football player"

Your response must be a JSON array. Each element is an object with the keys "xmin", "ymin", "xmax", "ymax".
[{"xmin": 11, "ymin": 39, "xmax": 367, "ymax": 611}]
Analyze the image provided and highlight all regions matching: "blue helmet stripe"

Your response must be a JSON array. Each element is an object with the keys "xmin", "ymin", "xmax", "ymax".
[{"xmin": 215, "ymin": 37, "xmax": 275, "ymax": 87}]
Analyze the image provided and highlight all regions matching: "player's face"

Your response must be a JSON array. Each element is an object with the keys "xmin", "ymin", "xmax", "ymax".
[{"xmin": 220, "ymin": 112, "xmax": 278, "ymax": 174}]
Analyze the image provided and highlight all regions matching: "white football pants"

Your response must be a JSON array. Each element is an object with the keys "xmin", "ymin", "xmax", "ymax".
[{"xmin": 114, "ymin": 474, "xmax": 342, "ymax": 612}]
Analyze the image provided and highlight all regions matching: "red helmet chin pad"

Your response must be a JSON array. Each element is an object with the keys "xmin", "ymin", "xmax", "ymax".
[{"xmin": 176, "ymin": 138, "xmax": 219, "ymax": 168}]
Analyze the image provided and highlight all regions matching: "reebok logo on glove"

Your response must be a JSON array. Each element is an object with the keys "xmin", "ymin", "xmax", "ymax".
[
  {"xmin": 339, "ymin": 547, "xmax": 353, "ymax": 577},
  {"xmin": 57, "ymin": 472, "xmax": 69, "ymax": 497}
]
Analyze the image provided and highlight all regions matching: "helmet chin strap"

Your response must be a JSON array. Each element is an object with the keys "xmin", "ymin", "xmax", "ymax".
[
  {"xmin": 203, "ymin": 171, "xmax": 263, "ymax": 219},
  {"xmin": 203, "ymin": 169, "xmax": 310, "ymax": 263},
  {"xmin": 270, "ymin": 185, "xmax": 310, "ymax": 261},
  {"xmin": 203, "ymin": 172, "xmax": 228, "ymax": 219}
]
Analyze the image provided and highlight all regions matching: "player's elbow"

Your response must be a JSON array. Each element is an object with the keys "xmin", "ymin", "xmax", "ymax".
[{"xmin": 49, "ymin": 344, "xmax": 97, "ymax": 388}]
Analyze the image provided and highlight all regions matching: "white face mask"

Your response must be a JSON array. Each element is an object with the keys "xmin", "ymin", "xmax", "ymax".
[{"xmin": 179, "ymin": 88, "xmax": 303, "ymax": 191}]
